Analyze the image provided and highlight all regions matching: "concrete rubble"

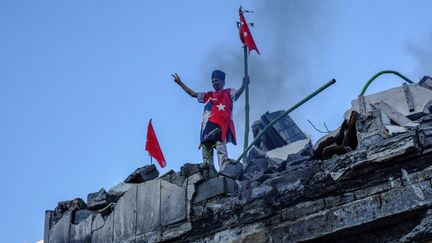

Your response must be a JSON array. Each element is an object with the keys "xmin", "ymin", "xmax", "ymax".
[{"xmin": 45, "ymin": 76, "xmax": 432, "ymax": 242}]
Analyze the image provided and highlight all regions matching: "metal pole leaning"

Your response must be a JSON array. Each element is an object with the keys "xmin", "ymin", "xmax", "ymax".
[{"xmin": 236, "ymin": 79, "xmax": 337, "ymax": 163}]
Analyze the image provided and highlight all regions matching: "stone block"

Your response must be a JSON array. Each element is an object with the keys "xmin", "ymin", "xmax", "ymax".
[
  {"xmin": 323, "ymin": 193, "xmax": 355, "ymax": 208},
  {"xmin": 160, "ymin": 222, "xmax": 192, "ymax": 241},
  {"xmin": 52, "ymin": 198, "xmax": 87, "ymax": 226},
  {"xmin": 243, "ymin": 158, "xmax": 269, "ymax": 179},
  {"xmin": 239, "ymin": 223, "xmax": 269, "ymax": 243},
  {"xmin": 134, "ymin": 231, "xmax": 160, "ymax": 243},
  {"xmin": 92, "ymin": 211, "xmax": 114, "ymax": 243},
  {"xmin": 92, "ymin": 213, "xmax": 105, "ymax": 232},
  {"xmin": 184, "ymin": 173, "xmax": 204, "ymax": 202},
  {"xmin": 125, "ymin": 164, "xmax": 159, "ymax": 183},
  {"xmin": 108, "ymin": 182, "xmax": 134, "ymax": 197},
  {"xmin": 366, "ymin": 131, "xmax": 417, "ymax": 163},
  {"xmin": 73, "ymin": 210, "xmax": 94, "ymax": 224},
  {"xmin": 193, "ymin": 176, "xmax": 238, "ymax": 203},
  {"xmin": 87, "ymin": 188, "xmax": 110, "ymax": 210},
  {"xmin": 161, "ymin": 180, "xmax": 186, "ymax": 226},
  {"xmin": 180, "ymin": 163, "xmax": 201, "ymax": 177},
  {"xmin": 49, "ymin": 212, "xmax": 71, "ymax": 243},
  {"xmin": 44, "ymin": 210, "xmax": 53, "ymax": 243},
  {"xmin": 69, "ymin": 213, "xmax": 92, "ymax": 243},
  {"xmin": 114, "ymin": 184, "xmax": 137, "ymax": 242},
  {"xmin": 251, "ymin": 185, "xmax": 275, "ymax": 200},
  {"xmin": 354, "ymin": 180, "xmax": 399, "ymax": 200},
  {"xmin": 187, "ymin": 184, "xmax": 195, "ymax": 201},
  {"xmin": 159, "ymin": 170, "xmax": 184, "ymax": 187},
  {"xmin": 280, "ymin": 199, "xmax": 326, "ymax": 222},
  {"xmin": 419, "ymin": 126, "xmax": 432, "ymax": 149},
  {"xmin": 186, "ymin": 172, "xmax": 204, "ymax": 185},
  {"xmin": 264, "ymin": 169, "xmax": 305, "ymax": 194},
  {"xmin": 200, "ymin": 163, "xmax": 219, "ymax": 180},
  {"xmin": 137, "ymin": 180, "xmax": 161, "ymax": 234},
  {"xmin": 220, "ymin": 160, "xmax": 243, "ymax": 180},
  {"xmin": 356, "ymin": 110, "xmax": 385, "ymax": 149}
]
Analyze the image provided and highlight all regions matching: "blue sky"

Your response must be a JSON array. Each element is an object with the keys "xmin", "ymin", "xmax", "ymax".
[{"xmin": 0, "ymin": 1, "xmax": 431, "ymax": 242}]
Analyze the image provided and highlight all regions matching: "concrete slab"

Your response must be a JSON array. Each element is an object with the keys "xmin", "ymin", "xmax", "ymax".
[
  {"xmin": 350, "ymin": 84, "xmax": 432, "ymax": 119},
  {"xmin": 370, "ymin": 100, "xmax": 417, "ymax": 127},
  {"xmin": 92, "ymin": 213, "xmax": 105, "ymax": 232},
  {"xmin": 113, "ymin": 184, "xmax": 137, "ymax": 242},
  {"xmin": 385, "ymin": 125, "xmax": 408, "ymax": 135},
  {"xmin": 92, "ymin": 212, "xmax": 114, "ymax": 243},
  {"xmin": 44, "ymin": 210, "xmax": 52, "ymax": 243},
  {"xmin": 49, "ymin": 212, "xmax": 71, "ymax": 243},
  {"xmin": 266, "ymin": 138, "xmax": 311, "ymax": 161},
  {"xmin": 137, "ymin": 180, "xmax": 161, "ymax": 234},
  {"xmin": 160, "ymin": 222, "xmax": 192, "ymax": 241},
  {"xmin": 69, "ymin": 213, "xmax": 92, "ymax": 243},
  {"xmin": 161, "ymin": 180, "xmax": 186, "ymax": 226},
  {"xmin": 125, "ymin": 164, "xmax": 159, "ymax": 183},
  {"xmin": 193, "ymin": 177, "xmax": 238, "ymax": 203}
]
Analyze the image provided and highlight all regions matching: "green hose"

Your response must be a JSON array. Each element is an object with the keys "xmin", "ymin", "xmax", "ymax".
[{"xmin": 359, "ymin": 70, "xmax": 414, "ymax": 96}]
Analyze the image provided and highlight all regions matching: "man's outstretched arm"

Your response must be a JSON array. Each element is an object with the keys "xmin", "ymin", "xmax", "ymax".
[
  {"xmin": 172, "ymin": 73, "xmax": 197, "ymax": 98},
  {"xmin": 235, "ymin": 76, "xmax": 250, "ymax": 100}
]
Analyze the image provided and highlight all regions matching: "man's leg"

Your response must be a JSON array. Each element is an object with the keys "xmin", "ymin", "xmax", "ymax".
[
  {"xmin": 202, "ymin": 144, "xmax": 214, "ymax": 166},
  {"xmin": 215, "ymin": 141, "xmax": 229, "ymax": 170}
]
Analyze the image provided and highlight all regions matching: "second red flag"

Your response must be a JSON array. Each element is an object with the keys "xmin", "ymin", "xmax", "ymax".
[{"xmin": 145, "ymin": 119, "xmax": 167, "ymax": 168}]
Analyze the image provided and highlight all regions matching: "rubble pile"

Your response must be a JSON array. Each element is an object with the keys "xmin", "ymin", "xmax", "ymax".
[{"xmin": 45, "ymin": 77, "xmax": 432, "ymax": 242}]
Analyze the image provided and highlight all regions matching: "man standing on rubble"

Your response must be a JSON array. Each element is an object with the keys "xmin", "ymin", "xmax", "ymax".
[{"xmin": 172, "ymin": 70, "xmax": 248, "ymax": 170}]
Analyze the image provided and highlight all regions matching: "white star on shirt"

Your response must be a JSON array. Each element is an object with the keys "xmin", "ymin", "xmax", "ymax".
[{"xmin": 216, "ymin": 103, "xmax": 225, "ymax": 111}]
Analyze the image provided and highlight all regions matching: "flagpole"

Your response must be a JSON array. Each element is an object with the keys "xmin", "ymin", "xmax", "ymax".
[
  {"xmin": 243, "ymin": 44, "xmax": 249, "ymax": 163},
  {"xmin": 149, "ymin": 118, "xmax": 153, "ymax": 166}
]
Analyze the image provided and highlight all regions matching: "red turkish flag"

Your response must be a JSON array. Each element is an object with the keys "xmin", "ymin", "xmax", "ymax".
[
  {"xmin": 145, "ymin": 119, "xmax": 166, "ymax": 168},
  {"xmin": 239, "ymin": 9, "xmax": 260, "ymax": 54}
]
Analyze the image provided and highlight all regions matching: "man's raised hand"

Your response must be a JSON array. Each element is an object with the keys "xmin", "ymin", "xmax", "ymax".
[{"xmin": 172, "ymin": 73, "xmax": 181, "ymax": 85}]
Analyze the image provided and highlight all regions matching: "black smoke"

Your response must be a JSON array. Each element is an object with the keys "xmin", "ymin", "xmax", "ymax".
[
  {"xmin": 408, "ymin": 32, "xmax": 432, "ymax": 78},
  {"xmin": 200, "ymin": 1, "xmax": 335, "ymax": 141}
]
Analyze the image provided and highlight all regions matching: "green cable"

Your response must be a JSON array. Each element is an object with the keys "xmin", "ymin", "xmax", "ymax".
[{"xmin": 359, "ymin": 70, "xmax": 414, "ymax": 96}]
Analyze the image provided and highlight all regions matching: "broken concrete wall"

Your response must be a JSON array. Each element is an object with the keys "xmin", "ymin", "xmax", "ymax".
[
  {"xmin": 350, "ymin": 84, "xmax": 432, "ymax": 120},
  {"xmin": 45, "ymin": 123, "xmax": 432, "ymax": 242},
  {"xmin": 45, "ymin": 77, "xmax": 432, "ymax": 242}
]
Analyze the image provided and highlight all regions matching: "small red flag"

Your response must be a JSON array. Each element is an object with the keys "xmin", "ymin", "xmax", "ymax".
[
  {"xmin": 145, "ymin": 119, "xmax": 166, "ymax": 168},
  {"xmin": 239, "ymin": 8, "xmax": 260, "ymax": 54}
]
